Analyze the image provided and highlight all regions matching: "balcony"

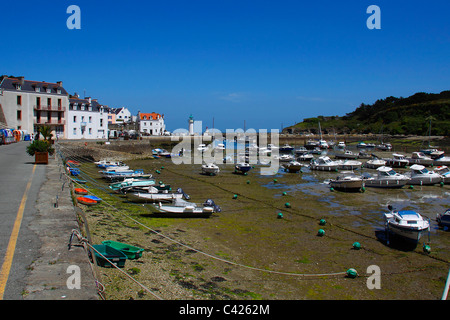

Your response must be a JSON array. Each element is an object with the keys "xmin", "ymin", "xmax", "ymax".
[
  {"xmin": 34, "ymin": 119, "xmax": 66, "ymax": 125},
  {"xmin": 33, "ymin": 105, "xmax": 66, "ymax": 112}
]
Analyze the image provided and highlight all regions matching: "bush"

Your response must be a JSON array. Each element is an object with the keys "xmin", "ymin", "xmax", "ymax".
[{"xmin": 26, "ymin": 140, "xmax": 55, "ymax": 156}]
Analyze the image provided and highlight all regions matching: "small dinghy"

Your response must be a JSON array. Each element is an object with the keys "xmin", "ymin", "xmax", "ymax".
[
  {"xmin": 101, "ymin": 240, "xmax": 144, "ymax": 260},
  {"xmin": 83, "ymin": 195, "xmax": 102, "ymax": 202},
  {"xmin": 91, "ymin": 244, "xmax": 127, "ymax": 268},
  {"xmin": 151, "ymin": 198, "xmax": 221, "ymax": 218},
  {"xmin": 74, "ymin": 188, "xmax": 88, "ymax": 195},
  {"xmin": 77, "ymin": 196, "xmax": 98, "ymax": 206}
]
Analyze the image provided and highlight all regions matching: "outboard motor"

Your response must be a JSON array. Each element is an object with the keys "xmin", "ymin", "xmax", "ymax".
[
  {"xmin": 204, "ymin": 199, "xmax": 221, "ymax": 213},
  {"xmin": 176, "ymin": 188, "xmax": 190, "ymax": 200}
]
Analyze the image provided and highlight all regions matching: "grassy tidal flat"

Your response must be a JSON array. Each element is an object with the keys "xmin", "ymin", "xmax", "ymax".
[{"xmin": 61, "ymin": 140, "xmax": 450, "ymax": 300}]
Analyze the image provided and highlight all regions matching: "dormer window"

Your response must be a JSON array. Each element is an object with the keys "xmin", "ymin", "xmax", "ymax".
[
  {"xmin": 15, "ymin": 84, "xmax": 21, "ymax": 90},
  {"xmin": 57, "ymin": 89, "xmax": 61, "ymax": 94},
  {"xmin": 46, "ymin": 88, "xmax": 51, "ymax": 93},
  {"xmin": 35, "ymin": 86, "xmax": 40, "ymax": 92}
]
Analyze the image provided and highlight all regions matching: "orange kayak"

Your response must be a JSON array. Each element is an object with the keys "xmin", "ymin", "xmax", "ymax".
[
  {"xmin": 75, "ymin": 188, "xmax": 88, "ymax": 195},
  {"xmin": 77, "ymin": 196, "xmax": 97, "ymax": 206}
]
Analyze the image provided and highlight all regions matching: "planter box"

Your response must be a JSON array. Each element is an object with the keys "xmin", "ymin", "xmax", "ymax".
[{"xmin": 35, "ymin": 151, "xmax": 49, "ymax": 164}]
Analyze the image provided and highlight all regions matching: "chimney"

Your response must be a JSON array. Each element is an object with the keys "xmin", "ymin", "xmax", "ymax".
[
  {"xmin": 74, "ymin": 92, "xmax": 79, "ymax": 98},
  {"xmin": 56, "ymin": 81, "xmax": 63, "ymax": 87},
  {"xmin": 18, "ymin": 76, "xmax": 25, "ymax": 85}
]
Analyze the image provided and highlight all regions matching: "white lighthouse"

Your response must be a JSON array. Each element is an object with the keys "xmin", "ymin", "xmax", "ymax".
[{"xmin": 188, "ymin": 114, "xmax": 194, "ymax": 135}]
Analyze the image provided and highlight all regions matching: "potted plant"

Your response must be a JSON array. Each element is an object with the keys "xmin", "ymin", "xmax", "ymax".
[{"xmin": 26, "ymin": 139, "xmax": 55, "ymax": 164}]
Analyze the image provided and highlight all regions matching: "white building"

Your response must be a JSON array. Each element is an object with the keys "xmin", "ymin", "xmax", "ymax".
[
  {"xmin": 138, "ymin": 112, "xmax": 165, "ymax": 135},
  {"xmin": 67, "ymin": 94, "xmax": 109, "ymax": 139},
  {"xmin": 0, "ymin": 75, "xmax": 69, "ymax": 138},
  {"xmin": 114, "ymin": 107, "xmax": 132, "ymax": 123}
]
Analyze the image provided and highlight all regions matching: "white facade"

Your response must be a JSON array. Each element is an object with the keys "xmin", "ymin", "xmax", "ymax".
[
  {"xmin": 138, "ymin": 112, "xmax": 165, "ymax": 135},
  {"xmin": 67, "ymin": 95, "xmax": 109, "ymax": 139},
  {"xmin": 115, "ymin": 107, "xmax": 132, "ymax": 123},
  {"xmin": 0, "ymin": 76, "xmax": 68, "ymax": 138}
]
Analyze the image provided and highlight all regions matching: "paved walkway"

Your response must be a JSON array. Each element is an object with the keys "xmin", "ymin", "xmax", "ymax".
[{"xmin": 0, "ymin": 142, "xmax": 98, "ymax": 300}]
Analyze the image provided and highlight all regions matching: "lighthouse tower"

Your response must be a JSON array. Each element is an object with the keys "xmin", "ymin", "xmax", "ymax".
[{"xmin": 188, "ymin": 114, "xmax": 194, "ymax": 135}]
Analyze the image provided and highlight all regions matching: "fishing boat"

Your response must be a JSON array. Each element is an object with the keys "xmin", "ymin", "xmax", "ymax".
[
  {"xmin": 101, "ymin": 240, "xmax": 144, "ymax": 260},
  {"xmin": 405, "ymin": 164, "xmax": 443, "ymax": 185},
  {"xmin": 74, "ymin": 188, "xmax": 88, "ymax": 195},
  {"xmin": 201, "ymin": 163, "xmax": 220, "ymax": 175},
  {"xmin": 436, "ymin": 209, "xmax": 450, "ymax": 229},
  {"xmin": 310, "ymin": 156, "xmax": 339, "ymax": 171},
  {"xmin": 279, "ymin": 144, "xmax": 294, "ymax": 152},
  {"xmin": 407, "ymin": 152, "xmax": 434, "ymax": 166},
  {"xmin": 77, "ymin": 196, "xmax": 98, "ymax": 206},
  {"xmin": 382, "ymin": 153, "xmax": 409, "ymax": 168},
  {"xmin": 283, "ymin": 160, "xmax": 305, "ymax": 173},
  {"xmin": 334, "ymin": 150, "xmax": 358, "ymax": 160},
  {"xmin": 125, "ymin": 187, "xmax": 185, "ymax": 203},
  {"xmin": 364, "ymin": 157, "xmax": 386, "ymax": 169},
  {"xmin": 337, "ymin": 159, "xmax": 362, "ymax": 170},
  {"xmin": 329, "ymin": 171, "xmax": 364, "ymax": 192},
  {"xmin": 151, "ymin": 198, "xmax": 221, "ymax": 218},
  {"xmin": 363, "ymin": 166, "xmax": 410, "ymax": 188},
  {"xmin": 235, "ymin": 162, "xmax": 252, "ymax": 174},
  {"xmin": 384, "ymin": 206, "xmax": 430, "ymax": 244},
  {"xmin": 434, "ymin": 166, "xmax": 450, "ymax": 184},
  {"xmin": 433, "ymin": 155, "xmax": 450, "ymax": 166}
]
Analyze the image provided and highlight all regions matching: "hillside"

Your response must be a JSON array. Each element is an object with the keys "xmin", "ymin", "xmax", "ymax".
[{"xmin": 285, "ymin": 91, "xmax": 450, "ymax": 136}]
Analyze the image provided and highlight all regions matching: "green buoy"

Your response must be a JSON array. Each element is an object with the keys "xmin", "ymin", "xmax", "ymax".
[
  {"xmin": 346, "ymin": 268, "xmax": 358, "ymax": 278},
  {"xmin": 246, "ymin": 180, "xmax": 250, "ymax": 184},
  {"xmin": 285, "ymin": 202, "xmax": 291, "ymax": 208},
  {"xmin": 233, "ymin": 194, "xmax": 238, "ymax": 199},
  {"xmin": 319, "ymin": 219, "xmax": 326, "ymax": 226},
  {"xmin": 273, "ymin": 179, "xmax": 277, "ymax": 183},
  {"xmin": 282, "ymin": 192, "xmax": 287, "ymax": 196},
  {"xmin": 353, "ymin": 242, "xmax": 361, "ymax": 250},
  {"xmin": 317, "ymin": 229, "xmax": 325, "ymax": 236},
  {"xmin": 277, "ymin": 212, "xmax": 283, "ymax": 219},
  {"xmin": 423, "ymin": 244, "xmax": 431, "ymax": 254}
]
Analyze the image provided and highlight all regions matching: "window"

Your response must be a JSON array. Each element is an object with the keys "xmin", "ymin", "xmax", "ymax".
[
  {"xmin": 36, "ymin": 97, "xmax": 41, "ymax": 107},
  {"xmin": 73, "ymin": 128, "xmax": 77, "ymax": 135},
  {"xmin": 89, "ymin": 116, "xmax": 92, "ymax": 123},
  {"xmin": 89, "ymin": 128, "xmax": 92, "ymax": 135},
  {"xmin": 58, "ymin": 99, "xmax": 62, "ymax": 108},
  {"xmin": 73, "ymin": 116, "xmax": 77, "ymax": 123},
  {"xmin": 17, "ymin": 110, "xmax": 22, "ymax": 120},
  {"xmin": 47, "ymin": 98, "xmax": 51, "ymax": 107},
  {"xmin": 100, "ymin": 119, "xmax": 103, "ymax": 127},
  {"xmin": 17, "ymin": 95, "xmax": 22, "ymax": 105}
]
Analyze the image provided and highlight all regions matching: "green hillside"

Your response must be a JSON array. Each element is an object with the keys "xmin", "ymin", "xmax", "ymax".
[{"xmin": 286, "ymin": 91, "xmax": 450, "ymax": 136}]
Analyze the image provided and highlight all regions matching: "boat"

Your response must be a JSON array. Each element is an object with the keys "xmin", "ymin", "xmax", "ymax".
[
  {"xmin": 197, "ymin": 144, "xmax": 208, "ymax": 152},
  {"xmin": 310, "ymin": 147, "xmax": 324, "ymax": 154},
  {"xmin": 310, "ymin": 156, "xmax": 339, "ymax": 171},
  {"xmin": 382, "ymin": 153, "xmax": 409, "ymax": 168},
  {"xmin": 201, "ymin": 163, "xmax": 220, "ymax": 175},
  {"xmin": 407, "ymin": 152, "xmax": 433, "ymax": 166},
  {"xmin": 318, "ymin": 139, "xmax": 329, "ymax": 149},
  {"xmin": 357, "ymin": 150, "xmax": 371, "ymax": 159},
  {"xmin": 297, "ymin": 153, "xmax": 314, "ymax": 162},
  {"xmin": 384, "ymin": 206, "xmax": 430, "ymax": 244},
  {"xmin": 279, "ymin": 144, "xmax": 294, "ymax": 152},
  {"xmin": 376, "ymin": 143, "xmax": 392, "ymax": 151},
  {"xmin": 283, "ymin": 160, "xmax": 305, "ymax": 173},
  {"xmin": 152, "ymin": 148, "xmax": 171, "ymax": 158},
  {"xmin": 334, "ymin": 150, "xmax": 358, "ymax": 160},
  {"xmin": 295, "ymin": 147, "xmax": 309, "ymax": 155},
  {"xmin": 364, "ymin": 156, "xmax": 386, "ymax": 169},
  {"xmin": 420, "ymin": 148, "xmax": 444, "ymax": 159},
  {"xmin": 126, "ymin": 187, "xmax": 185, "ymax": 203},
  {"xmin": 433, "ymin": 155, "xmax": 450, "ymax": 166},
  {"xmin": 434, "ymin": 166, "xmax": 450, "ymax": 184},
  {"xmin": 337, "ymin": 141, "xmax": 346, "ymax": 149},
  {"xmin": 267, "ymin": 144, "xmax": 279, "ymax": 151},
  {"xmin": 363, "ymin": 166, "xmax": 410, "ymax": 188},
  {"xmin": 235, "ymin": 162, "xmax": 252, "ymax": 174},
  {"xmin": 274, "ymin": 154, "xmax": 294, "ymax": 162},
  {"xmin": 329, "ymin": 171, "xmax": 364, "ymax": 192},
  {"xmin": 101, "ymin": 240, "xmax": 144, "ymax": 260},
  {"xmin": 83, "ymin": 195, "xmax": 102, "ymax": 202},
  {"xmin": 357, "ymin": 142, "xmax": 367, "ymax": 148},
  {"xmin": 66, "ymin": 160, "xmax": 80, "ymax": 166},
  {"xmin": 405, "ymin": 164, "xmax": 443, "ymax": 185},
  {"xmin": 366, "ymin": 143, "xmax": 376, "ymax": 148},
  {"xmin": 72, "ymin": 178, "xmax": 87, "ymax": 184},
  {"xmin": 304, "ymin": 139, "xmax": 319, "ymax": 150},
  {"xmin": 95, "ymin": 160, "xmax": 126, "ymax": 169},
  {"xmin": 337, "ymin": 160, "xmax": 362, "ymax": 170},
  {"xmin": 151, "ymin": 198, "xmax": 221, "ymax": 218},
  {"xmin": 74, "ymin": 188, "xmax": 88, "ymax": 195},
  {"xmin": 77, "ymin": 196, "xmax": 98, "ymax": 206},
  {"xmin": 101, "ymin": 169, "xmax": 152, "ymax": 181},
  {"xmin": 436, "ymin": 209, "xmax": 450, "ymax": 229},
  {"xmin": 109, "ymin": 178, "xmax": 156, "ymax": 192},
  {"xmin": 92, "ymin": 244, "xmax": 127, "ymax": 268}
]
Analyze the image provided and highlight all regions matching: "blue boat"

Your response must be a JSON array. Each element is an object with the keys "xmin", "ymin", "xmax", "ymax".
[{"xmin": 83, "ymin": 195, "xmax": 102, "ymax": 202}]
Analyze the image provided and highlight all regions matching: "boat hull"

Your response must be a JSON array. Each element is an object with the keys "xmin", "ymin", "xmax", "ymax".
[
  {"xmin": 330, "ymin": 180, "xmax": 364, "ymax": 192},
  {"xmin": 408, "ymin": 176, "xmax": 443, "ymax": 185},
  {"xmin": 386, "ymin": 222, "xmax": 428, "ymax": 243},
  {"xmin": 126, "ymin": 192, "xmax": 183, "ymax": 203},
  {"xmin": 364, "ymin": 178, "xmax": 409, "ymax": 188}
]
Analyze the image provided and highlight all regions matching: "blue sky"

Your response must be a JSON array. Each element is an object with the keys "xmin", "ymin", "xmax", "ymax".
[{"xmin": 1, "ymin": 1, "xmax": 449, "ymax": 132}]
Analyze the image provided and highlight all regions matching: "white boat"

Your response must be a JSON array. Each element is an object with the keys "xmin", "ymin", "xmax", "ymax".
[
  {"xmin": 363, "ymin": 166, "xmax": 410, "ymax": 188},
  {"xmin": 109, "ymin": 178, "xmax": 156, "ymax": 192},
  {"xmin": 267, "ymin": 144, "xmax": 279, "ymax": 151},
  {"xmin": 295, "ymin": 147, "xmax": 309, "ymax": 155},
  {"xmin": 235, "ymin": 162, "xmax": 252, "ymax": 174},
  {"xmin": 421, "ymin": 148, "xmax": 445, "ymax": 159},
  {"xmin": 337, "ymin": 141, "xmax": 346, "ymax": 149},
  {"xmin": 436, "ymin": 209, "xmax": 450, "ymax": 229},
  {"xmin": 357, "ymin": 142, "xmax": 367, "ymax": 148},
  {"xmin": 407, "ymin": 152, "xmax": 433, "ymax": 166},
  {"xmin": 364, "ymin": 156, "xmax": 386, "ymax": 169},
  {"xmin": 151, "ymin": 199, "xmax": 221, "ymax": 218},
  {"xmin": 298, "ymin": 153, "xmax": 314, "ymax": 161},
  {"xmin": 283, "ymin": 161, "xmax": 305, "ymax": 173},
  {"xmin": 279, "ymin": 144, "xmax": 294, "ymax": 152},
  {"xmin": 197, "ymin": 144, "xmax": 208, "ymax": 152},
  {"xmin": 310, "ymin": 156, "xmax": 339, "ymax": 171},
  {"xmin": 126, "ymin": 187, "xmax": 185, "ymax": 203},
  {"xmin": 95, "ymin": 160, "xmax": 125, "ymax": 168},
  {"xmin": 405, "ymin": 164, "xmax": 443, "ymax": 185},
  {"xmin": 382, "ymin": 153, "xmax": 409, "ymax": 168},
  {"xmin": 337, "ymin": 160, "xmax": 362, "ymax": 170},
  {"xmin": 274, "ymin": 154, "xmax": 294, "ymax": 162},
  {"xmin": 214, "ymin": 143, "xmax": 226, "ymax": 151},
  {"xmin": 433, "ymin": 155, "xmax": 450, "ymax": 166},
  {"xmin": 434, "ymin": 166, "xmax": 450, "ymax": 184},
  {"xmin": 377, "ymin": 143, "xmax": 392, "ymax": 151},
  {"xmin": 329, "ymin": 171, "xmax": 364, "ymax": 192},
  {"xmin": 305, "ymin": 139, "xmax": 319, "ymax": 150},
  {"xmin": 318, "ymin": 139, "xmax": 329, "ymax": 149},
  {"xmin": 384, "ymin": 206, "xmax": 430, "ymax": 244},
  {"xmin": 334, "ymin": 150, "xmax": 358, "ymax": 160},
  {"xmin": 201, "ymin": 163, "xmax": 220, "ymax": 175}
]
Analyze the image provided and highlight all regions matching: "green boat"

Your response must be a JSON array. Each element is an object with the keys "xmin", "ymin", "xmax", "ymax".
[
  {"xmin": 102, "ymin": 240, "xmax": 144, "ymax": 260},
  {"xmin": 109, "ymin": 179, "xmax": 156, "ymax": 192},
  {"xmin": 92, "ymin": 244, "xmax": 127, "ymax": 268}
]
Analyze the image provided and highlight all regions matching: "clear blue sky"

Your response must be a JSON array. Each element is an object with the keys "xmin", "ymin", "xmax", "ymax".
[{"xmin": 2, "ymin": 0, "xmax": 449, "ymax": 132}]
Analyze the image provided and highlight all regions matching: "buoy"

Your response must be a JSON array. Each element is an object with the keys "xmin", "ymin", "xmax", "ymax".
[
  {"xmin": 319, "ymin": 219, "xmax": 326, "ymax": 226},
  {"xmin": 409, "ymin": 185, "xmax": 414, "ymax": 189},
  {"xmin": 346, "ymin": 268, "xmax": 358, "ymax": 278},
  {"xmin": 285, "ymin": 202, "xmax": 291, "ymax": 208},
  {"xmin": 353, "ymin": 242, "xmax": 361, "ymax": 250},
  {"xmin": 317, "ymin": 229, "xmax": 325, "ymax": 236},
  {"xmin": 156, "ymin": 170, "xmax": 161, "ymax": 174},
  {"xmin": 423, "ymin": 244, "xmax": 431, "ymax": 254},
  {"xmin": 282, "ymin": 192, "xmax": 287, "ymax": 196},
  {"xmin": 246, "ymin": 180, "xmax": 250, "ymax": 184},
  {"xmin": 273, "ymin": 179, "xmax": 277, "ymax": 183},
  {"xmin": 330, "ymin": 187, "xmax": 334, "ymax": 192},
  {"xmin": 233, "ymin": 194, "xmax": 238, "ymax": 199},
  {"xmin": 161, "ymin": 166, "xmax": 164, "ymax": 169},
  {"xmin": 277, "ymin": 212, "xmax": 283, "ymax": 219},
  {"xmin": 440, "ymin": 182, "xmax": 444, "ymax": 187},
  {"xmin": 360, "ymin": 187, "xmax": 365, "ymax": 193}
]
